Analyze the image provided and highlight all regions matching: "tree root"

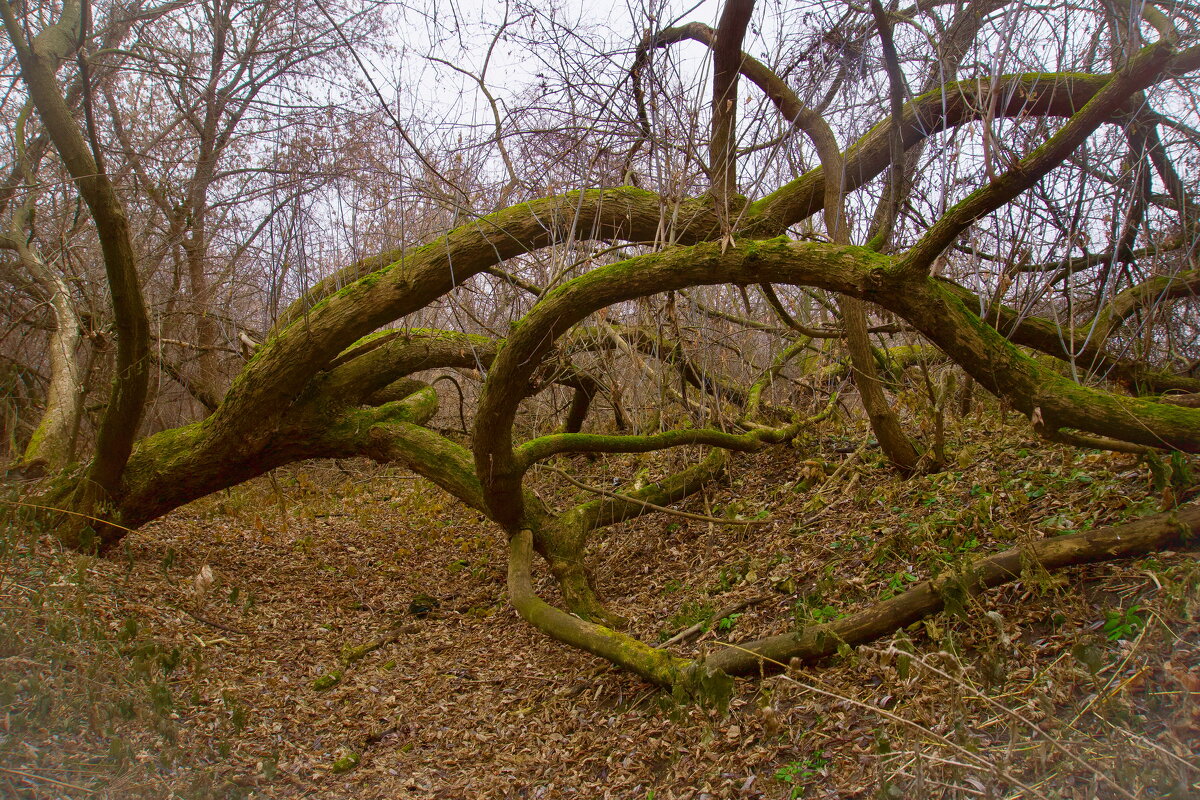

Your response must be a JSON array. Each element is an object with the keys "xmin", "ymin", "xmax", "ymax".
[
  {"xmin": 507, "ymin": 503, "xmax": 1200, "ymax": 693},
  {"xmin": 546, "ymin": 557, "xmax": 629, "ymax": 628},
  {"xmin": 508, "ymin": 528, "xmax": 735, "ymax": 704}
]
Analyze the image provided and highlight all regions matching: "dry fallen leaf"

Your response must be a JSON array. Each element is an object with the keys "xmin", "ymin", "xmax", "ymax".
[{"xmin": 193, "ymin": 564, "xmax": 215, "ymax": 599}]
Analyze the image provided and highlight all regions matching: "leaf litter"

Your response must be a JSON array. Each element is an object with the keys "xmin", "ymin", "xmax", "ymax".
[{"xmin": 0, "ymin": 411, "xmax": 1197, "ymax": 798}]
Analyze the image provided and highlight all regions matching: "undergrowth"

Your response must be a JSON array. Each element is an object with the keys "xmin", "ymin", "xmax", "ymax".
[
  {"xmin": 0, "ymin": 504, "xmax": 248, "ymax": 799},
  {"xmin": 0, "ymin": 409, "xmax": 1196, "ymax": 798}
]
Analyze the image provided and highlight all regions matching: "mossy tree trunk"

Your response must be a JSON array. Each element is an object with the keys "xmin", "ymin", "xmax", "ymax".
[{"xmin": 4, "ymin": 243, "xmax": 83, "ymax": 472}]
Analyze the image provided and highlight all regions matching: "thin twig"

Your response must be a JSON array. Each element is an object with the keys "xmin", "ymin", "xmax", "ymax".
[
  {"xmin": 170, "ymin": 604, "xmax": 252, "ymax": 636},
  {"xmin": 0, "ymin": 766, "xmax": 95, "ymax": 794}
]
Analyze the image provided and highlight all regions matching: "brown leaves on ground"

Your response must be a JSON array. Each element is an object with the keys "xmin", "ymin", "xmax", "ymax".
[{"xmin": 1, "ymin": 413, "xmax": 1198, "ymax": 798}]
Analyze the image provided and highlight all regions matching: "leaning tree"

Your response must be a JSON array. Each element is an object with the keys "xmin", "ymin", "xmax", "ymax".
[{"xmin": 4, "ymin": 0, "xmax": 1200, "ymax": 693}]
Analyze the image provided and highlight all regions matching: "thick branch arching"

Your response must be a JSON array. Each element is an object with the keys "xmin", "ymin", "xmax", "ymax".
[
  {"xmin": 901, "ymin": 41, "xmax": 1176, "ymax": 273},
  {"xmin": 474, "ymin": 239, "xmax": 1200, "ymax": 525},
  {"xmin": 88, "ymin": 27, "xmax": 1200, "ymax": 537}
]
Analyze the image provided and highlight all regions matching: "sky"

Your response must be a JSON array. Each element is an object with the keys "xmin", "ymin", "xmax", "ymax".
[{"xmin": 362, "ymin": 0, "xmax": 727, "ymax": 133}]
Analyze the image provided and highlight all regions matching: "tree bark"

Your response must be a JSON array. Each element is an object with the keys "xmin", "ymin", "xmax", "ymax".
[
  {"xmin": 709, "ymin": 0, "xmax": 755, "ymax": 228},
  {"xmin": 508, "ymin": 529, "xmax": 689, "ymax": 687},
  {"xmin": 10, "ymin": 246, "xmax": 82, "ymax": 470},
  {"xmin": 839, "ymin": 297, "xmax": 921, "ymax": 472}
]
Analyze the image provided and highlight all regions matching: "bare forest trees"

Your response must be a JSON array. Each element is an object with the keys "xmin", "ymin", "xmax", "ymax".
[{"xmin": 3, "ymin": 0, "xmax": 1200, "ymax": 692}]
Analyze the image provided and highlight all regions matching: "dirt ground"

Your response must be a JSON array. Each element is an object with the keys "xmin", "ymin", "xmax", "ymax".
[{"xmin": 2, "ymin": 415, "xmax": 1199, "ymax": 798}]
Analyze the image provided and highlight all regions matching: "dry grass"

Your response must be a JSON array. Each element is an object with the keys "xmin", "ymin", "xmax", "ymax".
[{"xmin": 1, "ymin": 411, "xmax": 1198, "ymax": 798}]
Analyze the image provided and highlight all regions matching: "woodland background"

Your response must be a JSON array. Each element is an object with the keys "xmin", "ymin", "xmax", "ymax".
[{"xmin": 0, "ymin": 0, "xmax": 1199, "ymax": 796}]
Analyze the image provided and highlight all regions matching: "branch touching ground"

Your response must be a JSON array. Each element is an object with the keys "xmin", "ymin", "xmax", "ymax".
[
  {"xmin": 507, "ymin": 529, "xmax": 689, "ymax": 687},
  {"xmin": 704, "ymin": 503, "xmax": 1200, "ymax": 676}
]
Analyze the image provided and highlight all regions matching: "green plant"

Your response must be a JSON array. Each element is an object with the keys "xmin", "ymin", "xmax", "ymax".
[
  {"xmin": 775, "ymin": 751, "xmax": 830, "ymax": 798},
  {"xmin": 1102, "ymin": 605, "xmax": 1145, "ymax": 641},
  {"xmin": 1146, "ymin": 451, "xmax": 1194, "ymax": 495},
  {"xmin": 792, "ymin": 587, "xmax": 845, "ymax": 627},
  {"xmin": 716, "ymin": 613, "xmax": 741, "ymax": 632},
  {"xmin": 160, "ymin": 546, "xmax": 177, "ymax": 574},
  {"xmin": 808, "ymin": 605, "xmax": 840, "ymax": 624},
  {"xmin": 663, "ymin": 601, "xmax": 713, "ymax": 636},
  {"xmin": 880, "ymin": 571, "xmax": 919, "ymax": 599},
  {"xmin": 223, "ymin": 691, "xmax": 250, "ymax": 730},
  {"xmin": 710, "ymin": 561, "xmax": 750, "ymax": 594}
]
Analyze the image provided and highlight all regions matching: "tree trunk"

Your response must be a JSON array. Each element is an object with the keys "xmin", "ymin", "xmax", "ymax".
[
  {"xmin": 839, "ymin": 296, "xmax": 921, "ymax": 473},
  {"xmin": 706, "ymin": 503, "xmax": 1200, "ymax": 676},
  {"xmin": 1, "ymin": 0, "xmax": 151, "ymax": 537},
  {"xmin": 17, "ymin": 252, "xmax": 83, "ymax": 470}
]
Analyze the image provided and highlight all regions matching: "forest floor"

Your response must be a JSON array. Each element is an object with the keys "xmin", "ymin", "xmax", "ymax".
[{"xmin": 1, "ymin": 410, "xmax": 1199, "ymax": 799}]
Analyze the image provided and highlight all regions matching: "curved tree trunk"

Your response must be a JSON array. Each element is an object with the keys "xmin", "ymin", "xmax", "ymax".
[
  {"xmin": 0, "ymin": 149, "xmax": 83, "ymax": 471},
  {"xmin": 6, "ymin": 0, "xmax": 1199, "ymax": 697},
  {"xmin": 839, "ymin": 296, "xmax": 921, "ymax": 473},
  {"xmin": 1, "ymin": 0, "xmax": 151, "ymax": 541},
  {"xmin": 507, "ymin": 529, "xmax": 691, "ymax": 688},
  {"xmin": 16, "ymin": 251, "xmax": 83, "ymax": 470}
]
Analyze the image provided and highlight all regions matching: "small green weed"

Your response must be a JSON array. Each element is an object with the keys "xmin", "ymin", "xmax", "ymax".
[
  {"xmin": 1145, "ymin": 450, "xmax": 1193, "ymax": 499},
  {"xmin": 709, "ymin": 561, "xmax": 750, "ymax": 594},
  {"xmin": 716, "ymin": 613, "xmax": 741, "ymax": 632},
  {"xmin": 662, "ymin": 600, "xmax": 713, "ymax": 638},
  {"xmin": 809, "ymin": 605, "xmax": 840, "ymax": 624},
  {"xmin": 160, "ymin": 546, "xmax": 177, "ymax": 574},
  {"xmin": 879, "ymin": 571, "xmax": 919, "ymax": 599},
  {"xmin": 793, "ymin": 594, "xmax": 841, "ymax": 626},
  {"xmin": 1102, "ymin": 605, "xmax": 1145, "ymax": 641},
  {"xmin": 775, "ymin": 751, "xmax": 830, "ymax": 798}
]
